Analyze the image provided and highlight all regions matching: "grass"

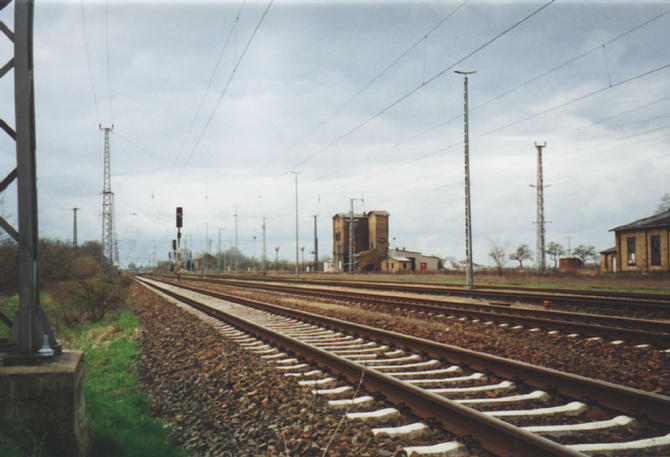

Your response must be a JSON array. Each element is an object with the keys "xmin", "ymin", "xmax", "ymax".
[
  {"xmin": 295, "ymin": 271, "xmax": 670, "ymax": 293},
  {"xmin": 0, "ymin": 294, "xmax": 189, "ymax": 457}
]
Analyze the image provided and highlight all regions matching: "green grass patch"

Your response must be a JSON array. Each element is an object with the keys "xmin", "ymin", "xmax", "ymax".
[
  {"xmin": 1, "ymin": 304, "xmax": 188, "ymax": 457},
  {"xmin": 71, "ymin": 310, "xmax": 189, "ymax": 457}
]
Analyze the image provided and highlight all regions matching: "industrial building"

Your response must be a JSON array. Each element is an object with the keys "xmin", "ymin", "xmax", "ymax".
[
  {"xmin": 601, "ymin": 210, "xmax": 670, "ymax": 273},
  {"xmin": 332, "ymin": 210, "xmax": 389, "ymax": 272},
  {"xmin": 332, "ymin": 210, "xmax": 441, "ymax": 273}
]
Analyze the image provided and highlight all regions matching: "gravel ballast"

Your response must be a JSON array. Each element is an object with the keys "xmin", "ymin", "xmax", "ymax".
[{"xmin": 131, "ymin": 283, "xmax": 466, "ymax": 457}]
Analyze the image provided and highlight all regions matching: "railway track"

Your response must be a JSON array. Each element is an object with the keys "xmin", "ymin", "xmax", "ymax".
[
  {"xmin": 196, "ymin": 274, "xmax": 670, "ymax": 315},
  {"xmin": 171, "ymin": 275, "xmax": 670, "ymax": 348},
  {"xmin": 139, "ymin": 277, "xmax": 670, "ymax": 457}
]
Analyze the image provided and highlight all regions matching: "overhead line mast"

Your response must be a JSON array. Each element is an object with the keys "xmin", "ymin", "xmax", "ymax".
[{"xmin": 99, "ymin": 124, "xmax": 115, "ymax": 270}]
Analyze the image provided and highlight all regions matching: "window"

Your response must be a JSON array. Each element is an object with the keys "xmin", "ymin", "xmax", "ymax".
[
  {"xmin": 651, "ymin": 235, "xmax": 661, "ymax": 266},
  {"xmin": 335, "ymin": 232, "xmax": 341, "ymax": 241},
  {"xmin": 627, "ymin": 237, "xmax": 636, "ymax": 265}
]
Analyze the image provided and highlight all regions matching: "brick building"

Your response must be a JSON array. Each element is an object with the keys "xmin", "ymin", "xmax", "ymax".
[
  {"xmin": 602, "ymin": 210, "xmax": 670, "ymax": 273},
  {"xmin": 332, "ymin": 210, "xmax": 389, "ymax": 272}
]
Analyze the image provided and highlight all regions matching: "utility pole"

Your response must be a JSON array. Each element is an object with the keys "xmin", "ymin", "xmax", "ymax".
[
  {"xmin": 233, "ymin": 205, "xmax": 238, "ymax": 273},
  {"xmin": 313, "ymin": 215, "xmax": 318, "ymax": 272},
  {"xmin": 531, "ymin": 142, "xmax": 547, "ymax": 273},
  {"xmin": 100, "ymin": 124, "xmax": 114, "ymax": 271},
  {"xmin": 72, "ymin": 207, "xmax": 79, "ymax": 248},
  {"xmin": 217, "ymin": 227, "xmax": 222, "ymax": 272},
  {"xmin": 349, "ymin": 197, "xmax": 363, "ymax": 273},
  {"xmin": 262, "ymin": 217, "xmax": 267, "ymax": 273},
  {"xmin": 2, "ymin": 0, "xmax": 59, "ymax": 356},
  {"xmin": 294, "ymin": 172, "xmax": 300, "ymax": 279},
  {"xmin": 455, "ymin": 70, "xmax": 476, "ymax": 289}
]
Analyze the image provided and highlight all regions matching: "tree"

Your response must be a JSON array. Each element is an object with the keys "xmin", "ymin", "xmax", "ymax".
[
  {"xmin": 572, "ymin": 245, "xmax": 596, "ymax": 265},
  {"xmin": 546, "ymin": 242, "xmax": 565, "ymax": 270},
  {"xmin": 488, "ymin": 243, "xmax": 507, "ymax": 276},
  {"xmin": 510, "ymin": 244, "xmax": 533, "ymax": 268},
  {"xmin": 657, "ymin": 193, "xmax": 670, "ymax": 213}
]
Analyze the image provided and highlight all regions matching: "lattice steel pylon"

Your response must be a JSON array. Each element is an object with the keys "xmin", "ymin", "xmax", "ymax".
[
  {"xmin": 1, "ymin": 0, "xmax": 59, "ymax": 356},
  {"xmin": 533, "ymin": 142, "xmax": 547, "ymax": 273},
  {"xmin": 100, "ymin": 124, "xmax": 115, "ymax": 269}
]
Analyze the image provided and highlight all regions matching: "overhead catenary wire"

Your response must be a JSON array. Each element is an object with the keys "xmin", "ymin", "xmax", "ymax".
[
  {"xmin": 320, "ymin": 90, "xmax": 670, "ymax": 203},
  {"xmin": 104, "ymin": 0, "xmax": 114, "ymax": 122},
  {"xmin": 478, "ymin": 62, "xmax": 670, "ymax": 139},
  {"xmin": 79, "ymin": 0, "xmax": 101, "ymax": 124},
  {"xmin": 393, "ymin": 6, "xmax": 670, "ymax": 147},
  {"xmin": 174, "ymin": 0, "xmax": 248, "ymax": 165},
  {"xmin": 178, "ymin": 0, "xmax": 275, "ymax": 180},
  {"xmin": 255, "ymin": 0, "xmax": 469, "ymax": 174},
  {"xmin": 290, "ymin": 0, "xmax": 556, "ymax": 170}
]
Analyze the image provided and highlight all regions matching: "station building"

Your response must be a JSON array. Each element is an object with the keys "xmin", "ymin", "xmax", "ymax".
[{"xmin": 601, "ymin": 209, "xmax": 670, "ymax": 273}]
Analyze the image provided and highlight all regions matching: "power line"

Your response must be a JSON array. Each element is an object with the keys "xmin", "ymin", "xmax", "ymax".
[
  {"xmin": 114, "ymin": 132, "xmax": 178, "ymax": 165},
  {"xmin": 256, "ymin": 0, "xmax": 469, "ymax": 174},
  {"xmin": 179, "ymin": 0, "xmax": 275, "ymax": 180},
  {"xmin": 478, "ymin": 62, "xmax": 670, "ymax": 139},
  {"xmin": 323, "ymin": 95, "xmax": 670, "ymax": 207},
  {"xmin": 104, "ymin": 0, "xmax": 114, "ymax": 121},
  {"xmin": 79, "ymin": 0, "xmax": 100, "ymax": 124},
  {"xmin": 290, "ymin": 0, "xmax": 555, "ymax": 170},
  {"xmin": 393, "ymin": 7, "xmax": 670, "ymax": 147},
  {"xmin": 174, "ymin": 0, "xmax": 248, "ymax": 165}
]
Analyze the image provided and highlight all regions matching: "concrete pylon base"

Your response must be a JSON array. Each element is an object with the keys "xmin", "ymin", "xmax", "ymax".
[{"xmin": 0, "ymin": 350, "xmax": 88, "ymax": 457}]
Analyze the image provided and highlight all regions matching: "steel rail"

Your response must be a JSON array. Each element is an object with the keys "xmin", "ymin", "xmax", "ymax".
[
  {"xmin": 150, "ymin": 277, "xmax": 670, "ymax": 427},
  {"xmin": 177, "ymin": 275, "xmax": 670, "ymax": 347},
  {"xmin": 200, "ymin": 273, "xmax": 670, "ymax": 310},
  {"xmin": 140, "ymin": 278, "xmax": 587, "ymax": 457}
]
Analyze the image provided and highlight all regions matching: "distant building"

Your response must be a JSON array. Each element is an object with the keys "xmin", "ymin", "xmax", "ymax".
[
  {"xmin": 604, "ymin": 210, "xmax": 670, "ymax": 273},
  {"xmin": 381, "ymin": 256, "xmax": 412, "ymax": 273},
  {"xmin": 387, "ymin": 248, "xmax": 440, "ymax": 272},
  {"xmin": 333, "ymin": 210, "xmax": 389, "ymax": 272}
]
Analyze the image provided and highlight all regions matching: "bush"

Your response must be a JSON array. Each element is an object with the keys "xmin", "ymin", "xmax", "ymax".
[{"xmin": 51, "ymin": 275, "xmax": 129, "ymax": 326}]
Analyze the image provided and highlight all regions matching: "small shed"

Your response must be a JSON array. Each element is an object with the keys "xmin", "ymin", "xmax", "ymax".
[
  {"xmin": 559, "ymin": 257, "xmax": 582, "ymax": 273},
  {"xmin": 381, "ymin": 256, "xmax": 411, "ymax": 274}
]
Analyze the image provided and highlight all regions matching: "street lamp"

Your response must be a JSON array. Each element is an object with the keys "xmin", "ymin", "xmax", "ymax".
[{"xmin": 455, "ymin": 69, "xmax": 476, "ymax": 289}]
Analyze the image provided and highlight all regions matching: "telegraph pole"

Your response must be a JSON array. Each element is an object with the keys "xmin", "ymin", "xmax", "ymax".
[
  {"xmin": 455, "ymin": 70, "xmax": 476, "ymax": 289},
  {"xmin": 100, "ymin": 124, "xmax": 114, "ymax": 271},
  {"xmin": 349, "ymin": 197, "xmax": 363, "ymax": 273},
  {"xmin": 217, "ymin": 227, "xmax": 223, "ymax": 272},
  {"xmin": 532, "ymin": 142, "xmax": 547, "ymax": 273},
  {"xmin": 294, "ymin": 172, "xmax": 300, "ymax": 279},
  {"xmin": 313, "ymin": 215, "xmax": 318, "ymax": 272},
  {"xmin": 262, "ymin": 217, "xmax": 267, "ymax": 273},
  {"xmin": 72, "ymin": 207, "xmax": 79, "ymax": 247},
  {"xmin": 233, "ymin": 205, "xmax": 238, "ymax": 273}
]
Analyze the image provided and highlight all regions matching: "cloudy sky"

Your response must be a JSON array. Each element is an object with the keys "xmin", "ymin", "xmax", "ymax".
[{"xmin": 1, "ymin": 0, "xmax": 669, "ymax": 268}]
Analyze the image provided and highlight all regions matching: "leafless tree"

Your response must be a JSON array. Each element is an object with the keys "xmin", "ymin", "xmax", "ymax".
[
  {"xmin": 657, "ymin": 193, "xmax": 670, "ymax": 213},
  {"xmin": 510, "ymin": 244, "xmax": 533, "ymax": 268},
  {"xmin": 488, "ymin": 242, "xmax": 507, "ymax": 275},
  {"xmin": 546, "ymin": 242, "xmax": 564, "ymax": 269},
  {"xmin": 572, "ymin": 245, "xmax": 596, "ymax": 265}
]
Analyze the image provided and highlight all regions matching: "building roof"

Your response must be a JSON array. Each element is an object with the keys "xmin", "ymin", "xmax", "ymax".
[
  {"xmin": 599, "ymin": 246, "xmax": 616, "ymax": 254},
  {"xmin": 367, "ymin": 210, "xmax": 389, "ymax": 216},
  {"xmin": 333, "ymin": 213, "xmax": 366, "ymax": 219},
  {"xmin": 388, "ymin": 256, "xmax": 411, "ymax": 262},
  {"xmin": 610, "ymin": 210, "xmax": 670, "ymax": 232}
]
